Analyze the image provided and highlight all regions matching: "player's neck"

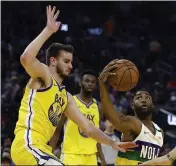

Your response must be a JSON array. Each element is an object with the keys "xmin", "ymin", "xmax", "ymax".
[
  {"xmin": 49, "ymin": 67, "xmax": 63, "ymax": 85},
  {"xmin": 77, "ymin": 92, "xmax": 93, "ymax": 104},
  {"xmin": 140, "ymin": 115, "xmax": 153, "ymax": 126}
]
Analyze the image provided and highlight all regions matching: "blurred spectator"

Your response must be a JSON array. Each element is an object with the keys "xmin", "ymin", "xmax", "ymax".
[
  {"xmin": 167, "ymin": 75, "xmax": 176, "ymax": 90},
  {"xmin": 1, "ymin": 157, "xmax": 11, "ymax": 166},
  {"xmin": 167, "ymin": 92, "xmax": 176, "ymax": 107},
  {"xmin": 99, "ymin": 120, "xmax": 120, "ymax": 165},
  {"xmin": 3, "ymin": 137, "xmax": 12, "ymax": 148}
]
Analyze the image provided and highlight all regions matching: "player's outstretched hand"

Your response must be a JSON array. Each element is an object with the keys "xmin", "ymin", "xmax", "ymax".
[
  {"xmin": 98, "ymin": 59, "xmax": 119, "ymax": 83},
  {"xmin": 46, "ymin": 5, "xmax": 61, "ymax": 33},
  {"xmin": 111, "ymin": 141, "xmax": 138, "ymax": 152}
]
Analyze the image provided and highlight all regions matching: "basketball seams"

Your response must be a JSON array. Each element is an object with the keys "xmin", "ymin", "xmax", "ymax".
[
  {"xmin": 108, "ymin": 60, "xmax": 139, "ymax": 91},
  {"xmin": 129, "ymin": 68, "xmax": 139, "ymax": 88},
  {"xmin": 124, "ymin": 60, "xmax": 139, "ymax": 79},
  {"xmin": 126, "ymin": 67, "xmax": 133, "ymax": 90},
  {"xmin": 128, "ymin": 68, "xmax": 139, "ymax": 77},
  {"xmin": 116, "ymin": 68, "xmax": 129, "ymax": 91},
  {"xmin": 125, "ymin": 61, "xmax": 134, "ymax": 90}
]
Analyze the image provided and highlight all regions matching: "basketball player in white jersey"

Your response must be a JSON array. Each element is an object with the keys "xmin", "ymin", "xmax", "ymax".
[{"xmin": 98, "ymin": 60, "xmax": 164, "ymax": 165}]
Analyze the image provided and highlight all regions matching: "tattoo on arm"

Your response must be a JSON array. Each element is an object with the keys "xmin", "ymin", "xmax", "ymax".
[{"xmin": 119, "ymin": 114, "xmax": 128, "ymax": 124}]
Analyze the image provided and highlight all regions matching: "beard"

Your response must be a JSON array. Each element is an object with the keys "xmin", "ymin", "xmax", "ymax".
[
  {"xmin": 56, "ymin": 65, "xmax": 68, "ymax": 79},
  {"xmin": 134, "ymin": 105, "xmax": 154, "ymax": 120},
  {"xmin": 81, "ymin": 85, "xmax": 93, "ymax": 97}
]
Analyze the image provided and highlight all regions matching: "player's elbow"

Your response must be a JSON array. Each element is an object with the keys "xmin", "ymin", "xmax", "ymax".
[
  {"xmin": 20, "ymin": 53, "xmax": 28, "ymax": 66},
  {"xmin": 20, "ymin": 52, "xmax": 33, "ymax": 66}
]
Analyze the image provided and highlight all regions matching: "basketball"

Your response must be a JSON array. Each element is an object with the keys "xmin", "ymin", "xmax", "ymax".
[{"xmin": 108, "ymin": 59, "xmax": 139, "ymax": 91}]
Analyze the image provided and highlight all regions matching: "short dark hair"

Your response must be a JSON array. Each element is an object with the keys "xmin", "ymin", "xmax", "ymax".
[
  {"xmin": 46, "ymin": 43, "xmax": 74, "ymax": 65},
  {"xmin": 133, "ymin": 89, "xmax": 152, "ymax": 99},
  {"xmin": 80, "ymin": 69, "xmax": 98, "ymax": 80}
]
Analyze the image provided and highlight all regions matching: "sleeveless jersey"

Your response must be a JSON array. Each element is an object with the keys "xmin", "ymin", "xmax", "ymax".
[
  {"xmin": 13, "ymin": 77, "xmax": 68, "ymax": 156},
  {"xmin": 115, "ymin": 122, "xmax": 163, "ymax": 165},
  {"xmin": 62, "ymin": 95, "xmax": 100, "ymax": 154}
]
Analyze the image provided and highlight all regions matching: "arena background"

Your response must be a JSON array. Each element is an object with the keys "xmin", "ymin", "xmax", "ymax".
[{"xmin": 1, "ymin": 1, "xmax": 176, "ymax": 165}]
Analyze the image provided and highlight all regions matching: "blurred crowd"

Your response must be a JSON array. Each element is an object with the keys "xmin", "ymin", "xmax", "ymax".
[{"xmin": 1, "ymin": 1, "xmax": 176, "ymax": 165}]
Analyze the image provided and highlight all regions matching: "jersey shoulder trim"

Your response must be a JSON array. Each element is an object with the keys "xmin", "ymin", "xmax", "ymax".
[{"xmin": 37, "ymin": 78, "xmax": 53, "ymax": 92}]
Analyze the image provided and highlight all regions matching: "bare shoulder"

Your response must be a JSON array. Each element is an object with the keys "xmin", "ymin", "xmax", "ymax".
[
  {"xmin": 67, "ymin": 92, "xmax": 72, "ymax": 96},
  {"xmin": 67, "ymin": 92, "xmax": 72, "ymax": 99},
  {"xmin": 67, "ymin": 92, "xmax": 74, "ymax": 103},
  {"xmin": 118, "ymin": 115, "xmax": 139, "ymax": 123},
  {"xmin": 121, "ymin": 115, "xmax": 142, "ymax": 134}
]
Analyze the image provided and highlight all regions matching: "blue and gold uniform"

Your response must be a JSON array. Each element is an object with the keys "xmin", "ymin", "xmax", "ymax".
[
  {"xmin": 11, "ymin": 77, "xmax": 68, "ymax": 165},
  {"xmin": 61, "ymin": 95, "xmax": 100, "ymax": 165}
]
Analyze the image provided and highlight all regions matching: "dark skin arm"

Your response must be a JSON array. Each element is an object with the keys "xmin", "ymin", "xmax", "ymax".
[
  {"xmin": 97, "ymin": 143, "xmax": 106, "ymax": 165},
  {"xmin": 98, "ymin": 59, "xmax": 141, "ymax": 134},
  {"xmin": 49, "ymin": 114, "xmax": 67, "ymax": 152}
]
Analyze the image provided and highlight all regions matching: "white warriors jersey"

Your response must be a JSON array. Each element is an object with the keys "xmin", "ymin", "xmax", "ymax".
[{"xmin": 116, "ymin": 122, "xmax": 163, "ymax": 165}]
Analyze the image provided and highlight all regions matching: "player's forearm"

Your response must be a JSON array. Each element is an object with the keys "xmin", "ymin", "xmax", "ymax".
[
  {"xmin": 99, "ymin": 82, "xmax": 123, "ymax": 124},
  {"xmin": 99, "ymin": 82, "xmax": 116, "ymax": 116},
  {"xmin": 86, "ymin": 123, "xmax": 113, "ymax": 146},
  {"xmin": 49, "ymin": 115, "xmax": 67, "ymax": 152},
  {"xmin": 49, "ymin": 133, "xmax": 59, "ymax": 152},
  {"xmin": 21, "ymin": 27, "xmax": 53, "ymax": 63}
]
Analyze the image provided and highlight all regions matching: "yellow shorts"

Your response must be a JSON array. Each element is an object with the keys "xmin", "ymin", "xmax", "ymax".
[
  {"xmin": 115, "ymin": 156, "xmax": 141, "ymax": 165},
  {"xmin": 11, "ymin": 137, "xmax": 61, "ymax": 165},
  {"xmin": 60, "ymin": 153, "xmax": 97, "ymax": 165}
]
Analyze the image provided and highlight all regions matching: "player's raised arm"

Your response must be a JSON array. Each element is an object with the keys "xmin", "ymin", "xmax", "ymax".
[
  {"xmin": 98, "ymin": 60, "xmax": 141, "ymax": 134},
  {"xmin": 64, "ymin": 92, "xmax": 138, "ymax": 152},
  {"xmin": 20, "ymin": 5, "xmax": 61, "ymax": 82}
]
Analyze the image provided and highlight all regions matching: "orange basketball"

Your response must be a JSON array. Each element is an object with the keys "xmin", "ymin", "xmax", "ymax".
[{"xmin": 108, "ymin": 59, "xmax": 139, "ymax": 91}]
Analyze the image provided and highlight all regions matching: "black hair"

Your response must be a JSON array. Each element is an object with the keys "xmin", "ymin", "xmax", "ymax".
[
  {"xmin": 80, "ymin": 69, "xmax": 98, "ymax": 80},
  {"xmin": 46, "ymin": 43, "xmax": 74, "ymax": 65},
  {"xmin": 133, "ymin": 88, "xmax": 152, "ymax": 99},
  {"xmin": 134, "ymin": 88, "xmax": 148, "ymax": 96}
]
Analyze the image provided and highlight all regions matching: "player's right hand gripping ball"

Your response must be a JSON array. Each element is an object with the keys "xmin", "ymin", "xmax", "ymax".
[{"xmin": 108, "ymin": 59, "xmax": 139, "ymax": 91}]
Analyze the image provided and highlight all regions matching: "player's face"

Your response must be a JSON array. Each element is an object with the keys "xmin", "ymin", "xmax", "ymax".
[
  {"xmin": 81, "ymin": 74, "xmax": 97, "ymax": 93},
  {"xmin": 132, "ymin": 91, "xmax": 154, "ymax": 118},
  {"xmin": 56, "ymin": 51, "xmax": 73, "ymax": 78}
]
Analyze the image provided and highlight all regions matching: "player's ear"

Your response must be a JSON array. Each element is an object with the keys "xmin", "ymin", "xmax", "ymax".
[{"xmin": 50, "ymin": 57, "xmax": 57, "ymax": 66}]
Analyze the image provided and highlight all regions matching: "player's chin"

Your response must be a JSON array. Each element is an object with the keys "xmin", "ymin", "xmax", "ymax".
[
  {"xmin": 141, "ymin": 107, "xmax": 149, "ymax": 112},
  {"xmin": 64, "ymin": 71, "xmax": 71, "ymax": 76},
  {"xmin": 86, "ymin": 88, "xmax": 93, "ymax": 92}
]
